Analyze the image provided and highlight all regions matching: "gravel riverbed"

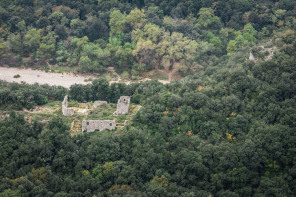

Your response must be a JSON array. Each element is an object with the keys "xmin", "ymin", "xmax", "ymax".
[{"xmin": 0, "ymin": 67, "xmax": 91, "ymax": 88}]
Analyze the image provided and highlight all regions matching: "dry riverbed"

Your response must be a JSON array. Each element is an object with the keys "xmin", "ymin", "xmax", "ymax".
[
  {"xmin": 0, "ymin": 67, "xmax": 92, "ymax": 88},
  {"xmin": 0, "ymin": 67, "xmax": 171, "ymax": 88}
]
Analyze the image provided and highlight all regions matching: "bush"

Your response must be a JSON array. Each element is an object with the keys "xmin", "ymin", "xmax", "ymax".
[{"xmin": 121, "ymin": 71, "xmax": 130, "ymax": 80}]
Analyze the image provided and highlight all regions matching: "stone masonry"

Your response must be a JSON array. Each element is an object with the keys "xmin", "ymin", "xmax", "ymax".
[
  {"xmin": 82, "ymin": 120, "xmax": 116, "ymax": 132},
  {"xmin": 115, "ymin": 96, "xmax": 130, "ymax": 115},
  {"xmin": 62, "ymin": 95, "xmax": 74, "ymax": 116},
  {"xmin": 93, "ymin": 101, "xmax": 108, "ymax": 107}
]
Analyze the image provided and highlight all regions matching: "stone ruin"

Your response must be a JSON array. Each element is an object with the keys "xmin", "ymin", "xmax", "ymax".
[
  {"xmin": 82, "ymin": 120, "xmax": 115, "ymax": 132},
  {"xmin": 80, "ymin": 97, "xmax": 131, "ymax": 132},
  {"xmin": 93, "ymin": 101, "xmax": 108, "ymax": 107},
  {"xmin": 62, "ymin": 95, "xmax": 74, "ymax": 116},
  {"xmin": 249, "ymin": 52, "xmax": 255, "ymax": 61},
  {"xmin": 63, "ymin": 96, "xmax": 133, "ymax": 132},
  {"xmin": 115, "ymin": 96, "xmax": 130, "ymax": 115}
]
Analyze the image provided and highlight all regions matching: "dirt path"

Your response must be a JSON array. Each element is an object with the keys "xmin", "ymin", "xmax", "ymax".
[
  {"xmin": 0, "ymin": 67, "xmax": 172, "ymax": 88},
  {"xmin": 156, "ymin": 67, "xmax": 178, "ymax": 82}
]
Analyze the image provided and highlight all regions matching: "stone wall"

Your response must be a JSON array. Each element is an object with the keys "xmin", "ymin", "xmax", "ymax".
[
  {"xmin": 115, "ymin": 96, "xmax": 130, "ymax": 115},
  {"xmin": 62, "ymin": 95, "xmax": 74, "ymax": 116},
  {"xmin": 93, "ymin": 101, "xmax": 108, "ymax": 107},
  {"xmin": 82, "ymin": 120, "xmax": 116, "ymax": 132}
]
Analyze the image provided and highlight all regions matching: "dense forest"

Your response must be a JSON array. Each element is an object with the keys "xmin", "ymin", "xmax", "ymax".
[
  {"xmin": 0, "ymin": 0, "xmax": 296, "ymax": 77},
  {"xmin": 1, "ymin": 0, "xmax": 296, "ymax": 196}
]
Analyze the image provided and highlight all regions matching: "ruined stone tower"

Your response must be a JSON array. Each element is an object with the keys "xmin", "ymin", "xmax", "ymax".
[
  {"xmin": 115, "ymin": 96, "xmax": 130, "ymax": 115},
  {"xmin": 62, "ymin": 95, "xmax": 74, "ymax": 116}
]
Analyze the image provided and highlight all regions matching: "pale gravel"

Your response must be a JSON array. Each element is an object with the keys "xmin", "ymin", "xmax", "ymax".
[
  {"xmin": 0, "ymin": 67, "xmax": 170, "ymax": 88},
  {"xmin": 0, "ymin": 67, "xmax": 91, "ymax": 88}
]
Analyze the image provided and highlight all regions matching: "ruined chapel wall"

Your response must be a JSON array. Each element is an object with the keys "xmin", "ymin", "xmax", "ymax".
[
  {"xmin": 62, "ymin": 95, "xmax": 74, "ymax": 116},
  {"xmin": 62, "ymin": 95, "xmax": 68, "ymax": 107}
]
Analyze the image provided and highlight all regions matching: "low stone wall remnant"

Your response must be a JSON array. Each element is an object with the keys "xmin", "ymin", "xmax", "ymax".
[
  {"xmin": 82, "ymin": 120, "xmax": 116, "ymax": 132},
  {"xmin": 93, "ymin": 101, "xmax": 108, "ymax": 107}
]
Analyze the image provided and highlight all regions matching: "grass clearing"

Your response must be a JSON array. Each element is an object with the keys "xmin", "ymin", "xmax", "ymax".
[
  {"xmin": 12, "ymin": 101, "xmax": 141, "ymax": 135},
  {"xmin": 50, "ymin": 66, "xmax": 78, "ymax": 74},
  {"xmin": 150, "ymin": 71, "xmax": 168, "ymax": 80}
]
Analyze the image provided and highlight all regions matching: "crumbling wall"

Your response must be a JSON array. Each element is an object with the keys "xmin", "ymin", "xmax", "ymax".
[
  {"xmin": 62, "ymin": 95, "xmax": 74, "ymax": 116},
  {"xmin": 93, "ymin": 101, "xmax": 108, "ymax": 107},
  {"xmin": 82, "ymin": 120, "xmax": 115, "ymax": 132},
  {"xmin": 115, "ymin": 96, "xmax": 130, "ymax": 115}
]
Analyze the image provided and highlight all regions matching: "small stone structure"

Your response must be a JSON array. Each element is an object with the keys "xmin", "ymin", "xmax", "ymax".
[
  {"xmin": 62, "ymin": 95, "xmax": 74, "ymax": 116},
  {"xmin": 115, "ymin": 96, "xmax": 130, "ymax": 115},
  {"xmin": 93, "ymin": 101, "xmax": 108, "ymax": 107},
  {"xmin": 249, "ymin": 52, "xmax": 255, "ymax": 61},
  {"xmin": 82, "ymin": 120, "xmax": 115, "ymax": 132}
]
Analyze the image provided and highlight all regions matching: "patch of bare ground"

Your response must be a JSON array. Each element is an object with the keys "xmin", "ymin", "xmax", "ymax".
[
  {"xmin": 141, "ymin": 66, "xmax": 183, "ymax": 84},
  {"xmin": 0, "ymin": 66, "xmax": 179, "ymax": 87},
  {"xmin": 23, "ymin": 105, "xmax": 60, "ymax": 114},
  {"xmin": 0, "ymin": 66, "xmax": 91, "ymax": 88},
  {"xmin": 0, "ymin": 110, "xmax": 8, "ymax": 120}
]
